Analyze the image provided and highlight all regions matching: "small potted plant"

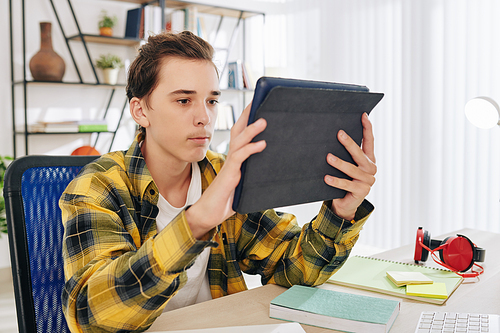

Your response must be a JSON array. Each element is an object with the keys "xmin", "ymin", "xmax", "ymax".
[
  {"xmin": 0, "ymin": 156, "xmax": 13, "ymax": 237},
  {"xmin": 98, "ymin": 10, "xmax": 117, "ymax": 37},
  {"xmin": 96, "ymin": 54, "xmax": 124, "ymax": 85}
]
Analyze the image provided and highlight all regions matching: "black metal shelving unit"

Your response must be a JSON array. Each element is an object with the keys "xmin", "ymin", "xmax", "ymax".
[
  {"xmin": 9, "ymin": 0, "xmax": 264, "ymax": 158},
  {"xmin": 9, "ymin": 0, "xmax": 150, "ymax": 157}
]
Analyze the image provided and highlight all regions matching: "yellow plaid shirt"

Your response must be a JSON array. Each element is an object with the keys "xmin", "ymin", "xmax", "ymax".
[{"xmin": 60, "ymin": 134, "xmax": 373, "ymax": 333}]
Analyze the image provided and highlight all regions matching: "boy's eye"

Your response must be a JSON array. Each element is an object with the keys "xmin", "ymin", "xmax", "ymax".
[
  {"xmin": 208, "ymin": 99, "xmax": 219, "ymax": 105},
  {"xmin": 178, "ymin": 99, "xmax": 189, "ymax": 104}
]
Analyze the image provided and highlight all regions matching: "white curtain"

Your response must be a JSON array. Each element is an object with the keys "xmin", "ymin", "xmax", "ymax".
[{"xmin": 267, "ymin": 0, "xmax": 500, "ymax": 250}]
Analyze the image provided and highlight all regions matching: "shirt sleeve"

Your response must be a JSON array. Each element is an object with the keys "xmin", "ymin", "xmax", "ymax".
[
  {"xmin": 236, "ymin": 199, "xmax": 374, "ymax": 287},
  {"xmin": 60, "ymin": 170, "xmax": 215, "ymax": 333}
]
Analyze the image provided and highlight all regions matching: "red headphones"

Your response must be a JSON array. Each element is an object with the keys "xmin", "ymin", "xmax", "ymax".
[{"xmin": 414, "ymin": 227, "xmax": 486, "ymax": 278}]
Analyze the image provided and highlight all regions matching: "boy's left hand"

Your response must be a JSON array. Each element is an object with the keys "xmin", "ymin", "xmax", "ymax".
[{"xmin": 324, "ymin": 113, "xmax": 377, "ymax": 220}]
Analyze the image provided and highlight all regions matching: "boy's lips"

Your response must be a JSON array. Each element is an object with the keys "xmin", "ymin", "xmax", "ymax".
[{"xmin": 188, "ymin": 135, "xmax": 211, "ymax": 144}]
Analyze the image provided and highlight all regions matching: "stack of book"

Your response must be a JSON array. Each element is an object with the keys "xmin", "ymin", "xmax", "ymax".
[
  {"xmin": 165, "ymin": 6, "xmax": 207, "ymax": 38},
  {"xmin": 26, "ymin": 120, "xmax": 108, "ymax": 133},
  {"xmin": 125, "ymin": 6, "xmax": 163, "ymax": 39},
  {"xmin": 227, "ymin": 60, "xmax": 256, "ymax": 90},
  {"xmin": 126, "ymin": 5, "xmax": 205, "ymax": 40}
]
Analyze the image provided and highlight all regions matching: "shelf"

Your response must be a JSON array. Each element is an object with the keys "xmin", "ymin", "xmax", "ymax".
[
  {"xmin": 13, "ymin": 80, "xmax": 126, "ymax": 88},
  {"xmin": 67, "ymin": 34, "xmax": 141, "ymax": 46},
  {"xmin": 111, "ymin": 0, "xmax": 264, "ymax": 19},
  {"xmin": 221, "ymin": 88, "xmax": 254, "ymax": 93},
  {"xmin": 15, "ymin": 131, "xmax": 116, "ymax": 135},
  {"xmin": 166, "ymin": 1, "xmax": 264, "ymax": 19}
]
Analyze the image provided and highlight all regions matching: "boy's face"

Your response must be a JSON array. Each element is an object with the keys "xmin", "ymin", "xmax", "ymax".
[{"xmin": 143, "ymin": 57, "xmax": 220, "ymax": 164}]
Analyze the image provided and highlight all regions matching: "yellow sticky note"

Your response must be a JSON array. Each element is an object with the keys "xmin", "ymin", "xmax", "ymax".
[{"xmin": 406, "ymin": 283, "xmax": 448, "ymax": 299}]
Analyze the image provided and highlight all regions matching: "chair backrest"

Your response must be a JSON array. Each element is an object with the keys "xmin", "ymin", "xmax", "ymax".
[{"xmin": 3, "ymin": 155, "xmax": 97, "ymax": 333}]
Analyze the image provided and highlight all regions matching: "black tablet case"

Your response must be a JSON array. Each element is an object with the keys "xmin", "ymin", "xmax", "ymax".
[{"xmin": 232, "ymin": 77, "xmax": 384, "ymax": 214}]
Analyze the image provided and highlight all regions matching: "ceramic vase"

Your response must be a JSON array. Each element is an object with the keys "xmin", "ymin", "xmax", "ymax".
[
  {"xmin": 29, "ymin": 22, "xmax": 66, "ymax": 81},
  {"xmin": 102, "ymin": 68, "xmax": 119, "ymax": 85}
]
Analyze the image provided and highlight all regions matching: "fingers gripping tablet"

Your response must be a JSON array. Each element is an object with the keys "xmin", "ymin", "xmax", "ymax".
[{"xmin": 232, "ymin": 77, "xmax": 384, "ymax": 214}]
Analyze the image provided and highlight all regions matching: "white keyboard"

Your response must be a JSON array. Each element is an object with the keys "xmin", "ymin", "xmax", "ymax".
[{"xmin": 415, "ymin": 311, "xmax": 500, "ymax": 332}]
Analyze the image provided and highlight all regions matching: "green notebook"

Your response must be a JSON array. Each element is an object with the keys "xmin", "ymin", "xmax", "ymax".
[
  {"xmin": 328, "ymin": 256, "xmax": 463, "ymax": 305},
  {"xmin": 270, "ymin": 285, "xmax": 400, "ymax": 333}
]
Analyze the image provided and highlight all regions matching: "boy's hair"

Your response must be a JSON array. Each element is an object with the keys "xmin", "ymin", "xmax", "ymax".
[{"xmin": 126, "ymin": 31, "xmax": 216, "ymax": 136}]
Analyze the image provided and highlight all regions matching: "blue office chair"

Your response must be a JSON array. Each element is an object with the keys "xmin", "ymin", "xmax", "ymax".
[{"xmin": 3, "ymin": 155, "xmax": 97, "ymax": 333}]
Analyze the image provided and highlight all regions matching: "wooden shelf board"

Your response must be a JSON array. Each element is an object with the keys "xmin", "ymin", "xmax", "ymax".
[
  {"xmin": 168, "ymin": 1, "xmax": 263, "ymax": 19},
  {"xmin": 110, "ymin": 0, "xmax": 264, "ymax": 19},
  {"xmin": 15, "ymin": 131, "xmax": 116, "ymax": 135},
  {"xmin": 67, "ymin": 34, "xmax": 141, "ymax": 46},
  {"xmin": 14, "ymin": 80, "xmax": 126, "ymax": 88}
]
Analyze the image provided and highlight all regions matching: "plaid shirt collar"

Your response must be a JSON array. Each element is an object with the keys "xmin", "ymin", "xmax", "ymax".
[{"xmin": 124, "ymin": 133, "xmax": 218, "ymax": 205}]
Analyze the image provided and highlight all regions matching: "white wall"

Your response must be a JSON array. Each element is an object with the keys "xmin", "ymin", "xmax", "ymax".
[
  {"xmin": 1, "ymin": 0, "xmax": 12, "ymax": 158},
  {"xmin": 271, "ymin": 0, "xmax": 500, "ymax": 251}
]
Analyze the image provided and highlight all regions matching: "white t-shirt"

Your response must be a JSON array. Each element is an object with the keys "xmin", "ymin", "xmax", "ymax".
[{"xmin": 155, "ymin": 162, "xmax": 212, "ymax": 312}]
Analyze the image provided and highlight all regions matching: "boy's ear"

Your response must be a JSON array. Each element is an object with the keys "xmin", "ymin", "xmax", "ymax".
[{"xmin": 130, "ymin": 97, "xmax": 150, "ymax": 128}]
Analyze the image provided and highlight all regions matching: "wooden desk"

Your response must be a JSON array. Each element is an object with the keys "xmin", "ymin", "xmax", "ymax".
[{"xmin": 147, "ymin": 228, "xmax": 500, "ymax": 332}]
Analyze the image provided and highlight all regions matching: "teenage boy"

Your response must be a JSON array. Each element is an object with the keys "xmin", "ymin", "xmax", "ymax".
[{"xmin": 61, "ymin": 31, "xmax": 376, "ymax": 332}]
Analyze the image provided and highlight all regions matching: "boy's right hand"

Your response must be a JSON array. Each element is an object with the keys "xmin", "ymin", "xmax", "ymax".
[{"xmin": 185, "ymin": 103, "xmax": 267, "ymax": 239}]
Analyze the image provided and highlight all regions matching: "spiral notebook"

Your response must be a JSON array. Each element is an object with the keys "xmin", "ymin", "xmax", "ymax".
[{"xmin": 327, "ymin": 256, "xmax": 463, "ymax": 305}]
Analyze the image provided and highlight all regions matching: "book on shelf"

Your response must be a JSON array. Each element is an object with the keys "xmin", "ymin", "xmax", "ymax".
[
  {"xmin": 227, "ymin": 60, "xmax": 256, "ymax": 90},
  {"xmin": 215, "ymin": 103, "xmax": 235, "ymax": 130},
  {"xmin": 26, "ymin": 121, "xmax": 79, "ymax": 133},
  {"xmin": 165, "ymin": 6, "xmax": 206, "ymax": 38},
  {"xmin": 242, "ymin": 62, "xmax": 257, "ymax": 89},
  {"xmin": 227, "ymin": 60, "xmax": 244, "ymax": 89},
  {"xmin": 270, "ymin": 285, "xmax": 400, "ymax": 333},
  {"xmin": 241, "ymin": 63, "xmax": 250, "ymax": 89},
  {"xmin": 124, "ymin": 6, "xmax": 163, "ymax": 41},
  {"xmin": 328, "ymin": 255, "xmax": 463, "ymax": 305},
  {"xmin": 185, "ymin": 5, "xmax": 198, "ymax": 34},
  {"xmin": 139, "ymin": 7, "xmax": 145, "ymax": 39},
  {"xmin": 125, "ymin": 7, "xmax": 142, "ymax": 39},
  {"xmin": 25, "ymin": 120, "xmax": 108, "ymax": 133},
  {"xmin": 166, "ymin": 10, "xmax": 186, "ymax": 33},
  {"xmin": 142, "ymin": 5, "xmax": 163, "ymax": 39},
  {"xmin": 227, "ymin": 61, "xmax": 237, "ymax": 89},
  {"xmin": 78, "ymin": 120, "xmax": 108, "ymax": 132},
  {"xmin": 197, "ymin": 16, "xmax": 207, "ymax": 40}
]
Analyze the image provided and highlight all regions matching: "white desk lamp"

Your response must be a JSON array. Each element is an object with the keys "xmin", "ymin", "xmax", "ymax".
[{"xmin": 464, "ymin": 97, "xmax": 500, "ymax": 129}]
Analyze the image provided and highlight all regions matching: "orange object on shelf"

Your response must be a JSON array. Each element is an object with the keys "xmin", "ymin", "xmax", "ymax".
[{"xmin": 71, "ymin": 146, "xmax": 100, "ymax": 156}]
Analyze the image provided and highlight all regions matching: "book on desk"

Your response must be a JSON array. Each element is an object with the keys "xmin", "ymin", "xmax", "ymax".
[{"xmin": 270, "ymin": 285, "xmax": 400, "ymax": 333}]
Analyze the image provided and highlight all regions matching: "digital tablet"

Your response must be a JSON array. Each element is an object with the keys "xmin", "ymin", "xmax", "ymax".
[{"xmin": 232, "ymin": 76, "xmax": 384, "ymax": 214}]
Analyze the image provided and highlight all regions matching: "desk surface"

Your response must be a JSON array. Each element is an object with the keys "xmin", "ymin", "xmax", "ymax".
[{"xmin": 147, "ymin": 228, "xmax": 500, "ymax": 333}]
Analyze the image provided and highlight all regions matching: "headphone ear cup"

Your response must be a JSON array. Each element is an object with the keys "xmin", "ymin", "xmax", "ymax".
[
  {"xmin": 438, "ymin": 236, "xmax": 452, "ymax": 263},
  {"xmin": 414, "ymin": 227, "xmax": 427, "ymax": 262},
  {"xmin": 420, "ymin": 230, "xmax": 431, "ymax": 262},
  {"xmin": 414, "ymin": 228, "xmax": 431, "ymax": 262},
  {"xmin": 440, "ymin": 235, "xmax": 475, "ymax": 272}
]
